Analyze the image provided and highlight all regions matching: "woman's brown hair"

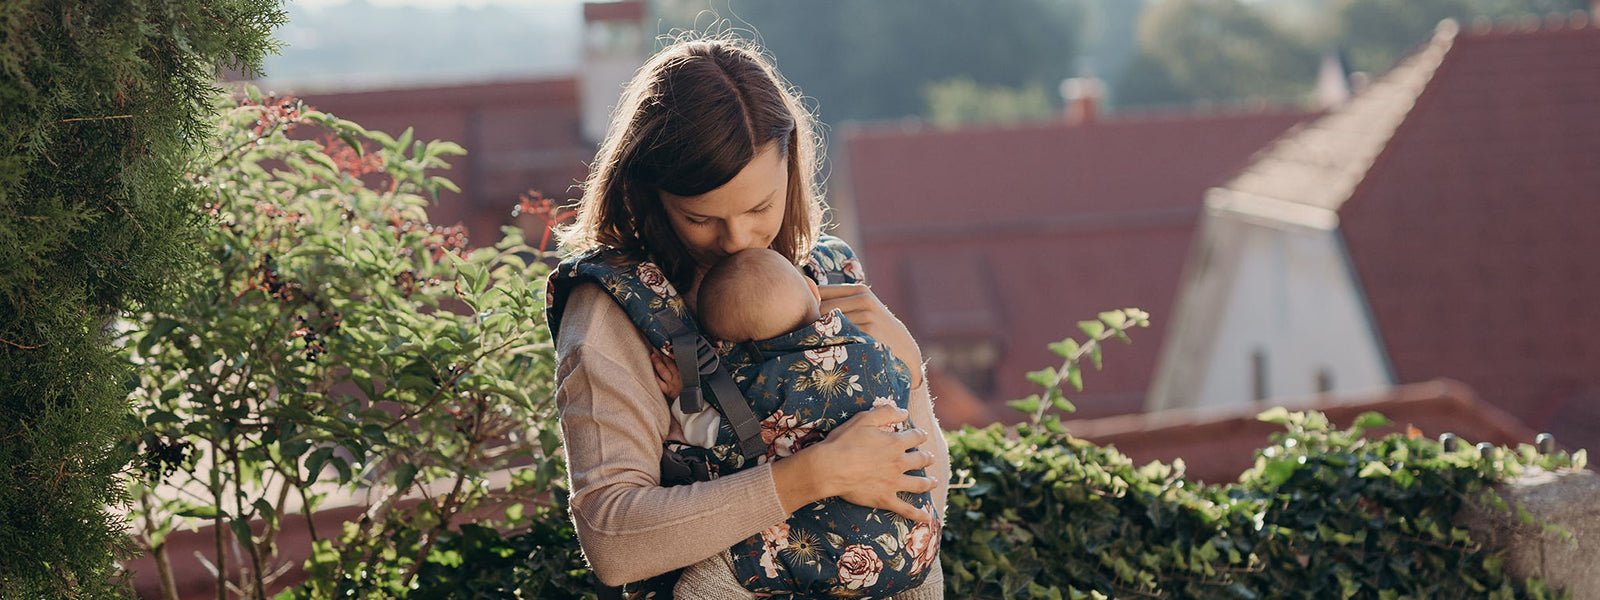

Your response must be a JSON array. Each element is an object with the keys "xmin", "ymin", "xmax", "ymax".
[{"xmin": 558, "ymin": 36, "xmax": 826, "ymax": 291}]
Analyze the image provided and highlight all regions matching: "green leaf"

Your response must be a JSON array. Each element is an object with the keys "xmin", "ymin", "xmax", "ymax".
[
  {"xmin": 1258, "ymin": 407, "xmax": 1292, "ymax": 426},
  {"xmin": 1050, "ymin": 395, "xmax": 1076, "ymax": 414},
  {"xmin": 1098, "ymin": 310, "xmax": 1127, "ymax": 328},
  {"xmin": 397, "ymin": 127, "xmax": 415, "ymax": 155},
  {"xmin": 1025, "ymin": 367, "xmax": 1057, "ymax": 388},
  {"xmin": 145, "ymin": 410, "xmax": 183, "ymax": 426},
  {"xmin": 394, "ymin": 462, "xmax": 419, "ymax": 491},
  {"xmin": 1048, "ymin": 338, "xmax": 1080, "ymax": 358},
  {"xmin": 253, "ymin": 498, "xmax": 278, "ymax": 529},
  {"xmin": 1352, "ymin": 411, "xmax": 1392, "ymax": 430},
  {"xmin": 1008, "ymin": 395, "xmax": 1042, "ymax": 415},
  {"xmin": 176, "ymin": 504, "xmax": 222, "ymax": 519},
  {"xmin": 1077, "ymin": 320, "xmax": 1106, "ymax": 338},
  {"xmin": 230, "ymin": 518, "xmax": 254, "ymax": 550},
  {"xmin": 1260, "ymin": 459, "xmax": 1297, "ymax": 488},
  {"xmin": 1065, "ymin": 364, "xmax": 1083, "ymax": 392},
  {"xmin": 304, "ymin": 447, "xmax": 334, "ymax": 484},
  {"xmin": 338, "ymin": 132, "xmax": 364, "ymax": 156},
  {"xmin": 1359, "ymin": 462, "xmax": 1392, "ymax": 478}
]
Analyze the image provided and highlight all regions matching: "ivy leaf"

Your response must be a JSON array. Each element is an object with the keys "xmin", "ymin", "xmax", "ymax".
[
  {"xmin": 1048, "ymin": 338, "xmax": 1079, "ymax": 358},
  {"xmin": 1008, "ymin": 395, "xmax": 1042, "ymax": 415},
  {"xmin": 1098, "ymin": 311, "xmax": 1127, "ymax": 329},
  {"xmin": 1258, "ymin": 407, "xmax": 1293, "ymax": 426},
  {"xmin": 1261, "ymin": 459, "xmax": 1297, "ymax": 488},
  {"xmin": 1352, "ymin": 411, "xmax": 1392, "ymax": 431},
  {"xmin": 1026, "ymin": 367, "xmax": 1058, "ymax": 388},
  {"xmin": 1077, "ymin": 320, "xmax": 1106, "ymax": 338}
]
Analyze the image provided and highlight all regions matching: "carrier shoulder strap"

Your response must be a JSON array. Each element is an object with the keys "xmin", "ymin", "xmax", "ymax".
[{"xmin": 545, "ymin": 249, "xmax": 765, "ymax": 460}]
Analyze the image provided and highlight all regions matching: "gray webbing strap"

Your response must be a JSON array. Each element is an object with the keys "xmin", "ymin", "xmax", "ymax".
[{"xmin": 654, "ymin": 309, "xmax": 766, "ymax": 462}]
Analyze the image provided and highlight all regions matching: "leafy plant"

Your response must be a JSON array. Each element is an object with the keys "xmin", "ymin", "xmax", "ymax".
[
  {"xmin": 940, "ymin": 310, "xmax": 1582, "ymax": 599},
  {"xmin": 1, "ymin": 1, "xmax": 284, "ymax": 597},
  {"xmin": 124, "ymin": 88, "xmax": 561, "ymax": 600}
]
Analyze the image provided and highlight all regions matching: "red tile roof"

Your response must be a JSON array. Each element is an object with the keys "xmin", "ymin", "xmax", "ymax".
[
  {"xmin": 842, "ymin": 110, "xmax": 1312, "ymax": 418},
  {"xmin": 1334, "ymin": 17, "xmax": 1600, "ymax": 452},
  {"xmin": 1067, "ymin": 379, "xmax": 1538, "ymax": 484}
]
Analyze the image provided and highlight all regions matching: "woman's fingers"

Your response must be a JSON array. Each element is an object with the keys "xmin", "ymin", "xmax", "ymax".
[
  {"xmin": 851, "ymin": 402, "xmax": 909, "ymax": 429},
  {"xmin": 901, "ymin": 448, "xmax": 936, "ymax": 472},
  {"xmin": 817, "ymin": 283, "xmax": 870, "ymax": 299},
  {"xmin": 881, "ymin": 494, "xmax": 934, "ymax": 524}
]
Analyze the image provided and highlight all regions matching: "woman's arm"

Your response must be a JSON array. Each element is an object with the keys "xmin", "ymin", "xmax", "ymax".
[
  {"xmin": 908, "ymin": 378, "xmax": 950, "ymax": 521},
  {"xmin": 557, "ymin": 284, "xmax": 789, "ymax": 585}
]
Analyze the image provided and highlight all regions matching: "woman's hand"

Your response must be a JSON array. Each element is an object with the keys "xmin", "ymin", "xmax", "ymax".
[
  {"xmin": 818, "ymin": 284, "xmax": 924, "ymax": 388},
  {"xmin": 772, "ymin": 403, "xmax": 939, "ymax": 524}
]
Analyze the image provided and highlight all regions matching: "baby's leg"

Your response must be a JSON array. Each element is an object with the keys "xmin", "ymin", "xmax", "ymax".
[{"xmin": 673, "ymin": 549, "xmax": 759, "ymax": 599}]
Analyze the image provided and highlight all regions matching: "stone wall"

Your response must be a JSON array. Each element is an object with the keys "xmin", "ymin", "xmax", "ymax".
[{"xmin": 1464, "ymin": 469, "xmax": 1600, "ymax": 599}]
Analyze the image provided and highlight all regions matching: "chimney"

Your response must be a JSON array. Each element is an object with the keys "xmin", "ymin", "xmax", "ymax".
[
  {"xmin": 1060, "ymin": 76, "xmax": 1104, "ymax": 125},
  {"xmin": 579, "ymin": 1, "xmax": 648, "ymax": 144},
  {"xmin": 1313, "ymin": 50, "xmax": 1351, "ymax": 110}
]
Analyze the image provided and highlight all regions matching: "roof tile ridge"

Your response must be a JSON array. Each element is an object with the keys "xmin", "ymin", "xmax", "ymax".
[
  {"xmin": 1206, "ymin": 20, "xmax": 1458, "ymax": 219},
  {"xmin": 1462, "ymin": 10, "xmax": 1597, "ymax": 38}
]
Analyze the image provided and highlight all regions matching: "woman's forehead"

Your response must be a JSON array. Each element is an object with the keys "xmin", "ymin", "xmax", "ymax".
[{"xmin": 663, "ymin": 143, "xmax": 786, "ymax": 213}]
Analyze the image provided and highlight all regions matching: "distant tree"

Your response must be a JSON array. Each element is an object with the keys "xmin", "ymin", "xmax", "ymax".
[
  {"xmin": 1080, "ymin": 0, "xmax": 1148, "ymax": 105},
  {"xmin": 0, "ymin": 1, "xmax": 284, "ymax": 597},
  {"xmin": 1335, "ymin": 0, "xmax": 1590, "ymax": 74},
  {"xmin": 659, "ymin": 0, "xmax": 1087, "ymax": 125},
  {"xmin": 1116, "ymin": 0, "xmax": 1319, "ymax": 108},
  {"xmin": 923, "ymin": 79, "xmax": 1057, "ymax": 128}
]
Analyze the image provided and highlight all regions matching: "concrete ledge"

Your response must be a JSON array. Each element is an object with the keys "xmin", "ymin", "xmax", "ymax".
[{"xmin": 1463, "ymin": 469, "xmax": 1600, "ymax": 599}]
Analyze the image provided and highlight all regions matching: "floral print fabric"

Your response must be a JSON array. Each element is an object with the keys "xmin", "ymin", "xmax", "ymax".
[{"xmin": 705, "ymin": 309, "xmax": 937, "ymax": 598}]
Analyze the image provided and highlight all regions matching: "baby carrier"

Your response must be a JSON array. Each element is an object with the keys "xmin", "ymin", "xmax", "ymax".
[{"xmin": 545, "ymin": 236, "xmax": 939, "ymax": 599}]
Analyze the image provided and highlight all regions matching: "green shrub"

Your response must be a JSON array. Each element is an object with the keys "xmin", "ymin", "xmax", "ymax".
[
  {"xmin": 939, "ymin": 309, "xmax": 1581, "ymax": 599},
  {"xmin": 0, "ymin": 1, "xmax": 283, "ymax": 597},
  {"xmin": 125, "ymin": 89, "xmax": 561, "ymax": 600}
]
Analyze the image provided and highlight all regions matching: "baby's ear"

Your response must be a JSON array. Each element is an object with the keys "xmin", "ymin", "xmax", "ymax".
[{"xmin": 805, "ymin": 276, "xmax": 821, "ymax": 304}]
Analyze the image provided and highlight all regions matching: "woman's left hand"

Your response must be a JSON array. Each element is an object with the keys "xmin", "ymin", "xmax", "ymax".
[{"xmin": 819, "ymin": 284, "xmax": 923, "ymax": 389}]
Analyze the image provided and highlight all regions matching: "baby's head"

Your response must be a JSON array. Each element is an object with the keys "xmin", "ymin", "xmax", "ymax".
[{"xmin": 697, "ymin": 248, "xmax": 822, "ymax": 342}]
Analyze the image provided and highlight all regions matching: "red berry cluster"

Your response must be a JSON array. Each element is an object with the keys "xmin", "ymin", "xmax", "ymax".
[
  {"xmin": 512, "ymin": 191, "xmax": 575, "ymax": 251},
  {"xmin": 241, "ymin": 95, "xmax": 303, "ymax": 139}
]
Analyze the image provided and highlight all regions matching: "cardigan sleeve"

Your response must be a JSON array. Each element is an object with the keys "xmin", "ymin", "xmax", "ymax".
[{"xmin": 555, "ymin": 283, "xmax": 790, "ymax": 586}]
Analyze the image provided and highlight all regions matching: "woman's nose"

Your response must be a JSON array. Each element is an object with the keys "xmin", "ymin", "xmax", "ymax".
[{"xmin": 720, "ymin": 221, "xmax": 752, "ymax": 254}]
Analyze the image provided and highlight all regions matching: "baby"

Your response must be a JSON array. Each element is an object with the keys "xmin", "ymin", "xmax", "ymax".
[
  {"xmin": 669, "ymin": 248, "xmax": 940, "ymax": 598},
  {"xmin": 696, "ymin": 247, "xmax": 825, "ymax": 343}
]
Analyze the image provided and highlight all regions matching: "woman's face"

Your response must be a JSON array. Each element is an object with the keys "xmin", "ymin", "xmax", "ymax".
[{"xmin": 659, "ymin": 142, "xmax": 789, "ymax": 272}]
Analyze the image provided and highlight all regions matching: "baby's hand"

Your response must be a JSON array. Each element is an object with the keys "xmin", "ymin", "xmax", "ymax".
[{"xmin": 649, "ymin": 349, "xmax": 683, "ymax": 400}]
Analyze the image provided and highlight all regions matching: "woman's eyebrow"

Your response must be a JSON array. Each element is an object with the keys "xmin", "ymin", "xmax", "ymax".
[{"xmin": 679, "ymin": 190, "xmax": 779, "ymax": 219}]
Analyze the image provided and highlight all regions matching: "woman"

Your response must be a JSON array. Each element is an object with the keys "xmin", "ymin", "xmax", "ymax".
[{"xmin": 552, "ymin": 37, "xmax": 950, "ymax": 598}]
